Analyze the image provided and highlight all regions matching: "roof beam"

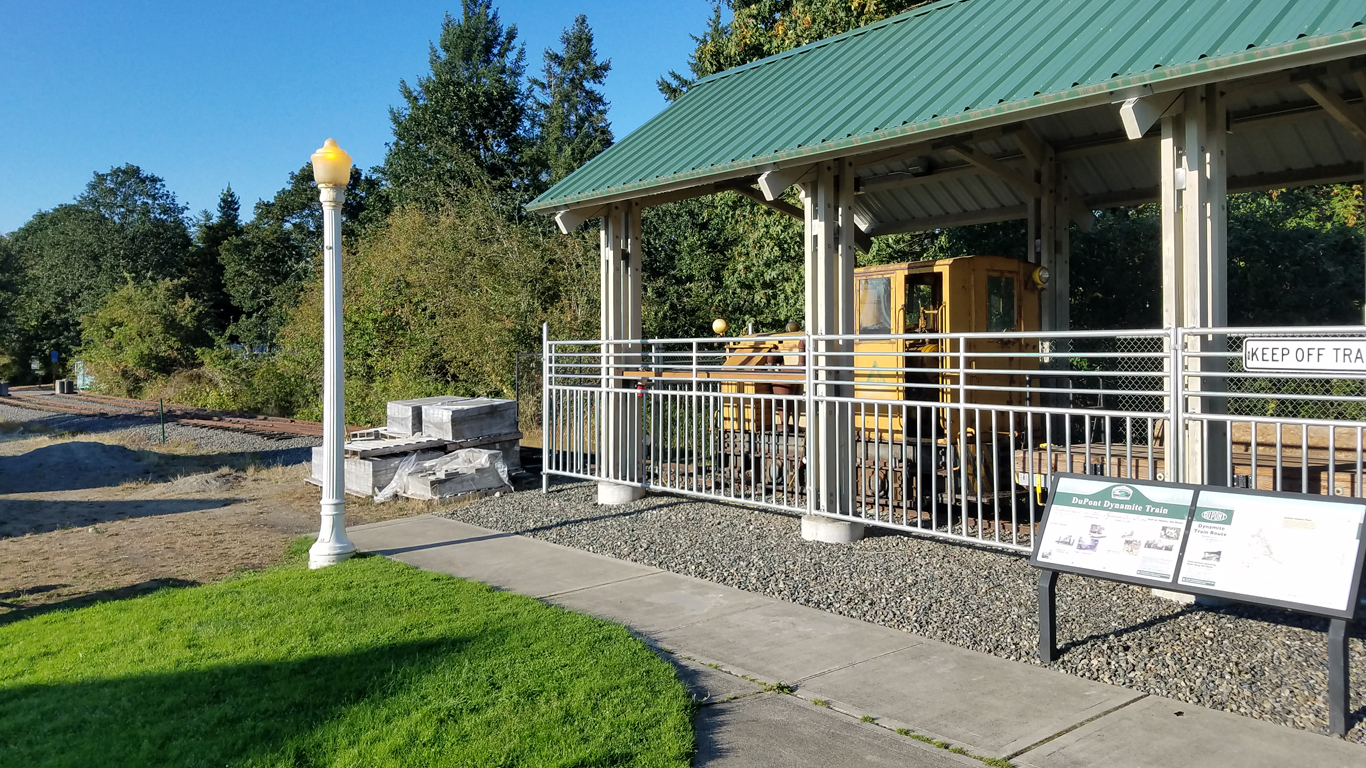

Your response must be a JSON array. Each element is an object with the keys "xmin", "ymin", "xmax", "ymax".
[
  {"xmin": 725, "ymin": 181, "xmax": 874, "ymax": 253},
  {"xmin": 1011, "ymin": 126, "xmax": 1048, "ymax": 170},
  {"xmin": 857, "ymin": 162, "xmax": 980, "ymax": 194},
  {"xmin": 943, "ymin": 144, "xmax": 1041, "ymax": 198},
  {"xmin": 865, "ymin": 204, "xmax": 1029, "ymax": 237},
  {"xmin": 1296, "ymin": 77, "xmax": 1366, "ymax": 142},
  {"xmin": 554, "ymin": 206, "xmax": 606, "ymax": 234},
  {"xmin": 1082, "ymin": 161, "xmax": 1366, "ymax": 209},
  {"xmin": 724, "ymin": 182, "xmax": 804, "ymax": 220},
  {"xmin": 757, "ymin": 164, "xmax": 813, "ymax": 201},
  {"xmin": 1118, "ymin": 91, "xmax": 1185, "ymax": 140}
]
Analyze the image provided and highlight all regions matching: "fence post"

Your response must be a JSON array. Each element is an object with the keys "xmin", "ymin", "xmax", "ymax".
[
  {"xmin": 541, "ymin": 323, "xmax": 550, "ymax": 493},
  {"xmin": 958, "ymin": 336, "xmax": 969, "ymax": 510},
  {"xmin": 805, "ymin": 332, "xmax": 815, "ymax": 515},
  {"xmin": 1171, "ymin": 326, "xmax": 1184, "ymax": 484}
]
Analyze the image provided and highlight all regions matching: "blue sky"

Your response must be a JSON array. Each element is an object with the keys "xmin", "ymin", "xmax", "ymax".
[{"xmin": 0, "ymin": 1, "xmax": 719, "ymax": 234}]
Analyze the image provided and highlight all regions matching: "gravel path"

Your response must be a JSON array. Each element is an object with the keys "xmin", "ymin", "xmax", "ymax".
[
  {"xmin": 441, "ymin": 480, "xmax": 1366, "ymax": 743},
  {"xmin": 0, "ymin": 400, "xmax": 319, "ymax": 464}
]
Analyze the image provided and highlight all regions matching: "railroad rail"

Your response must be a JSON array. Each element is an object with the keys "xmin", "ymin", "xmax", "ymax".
[{"xmin": 2, "ymin": 387, "xmax": 326, "ymax": 440}]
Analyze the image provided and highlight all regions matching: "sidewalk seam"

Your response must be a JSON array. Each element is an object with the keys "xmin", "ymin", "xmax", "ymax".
[
  {"xmin": 1001, "ymin": 693, "xmax": 1151, "ymax": 761},
  {"xmin": 537, "ymin": 570, "xmax": 662, "ymax": 598},
  {"xmin": 792, "ymin": 641, "xmax": 924, "ymax": 684}
]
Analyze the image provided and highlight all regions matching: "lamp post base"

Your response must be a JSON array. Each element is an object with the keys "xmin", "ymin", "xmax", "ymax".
[
  {"xmin": 309, "ymin": 501, "xmax": 356, "ymax": 569},
  {"xmin": 308, "ymin": 542, "xmax": 357, "ymax": 570}
]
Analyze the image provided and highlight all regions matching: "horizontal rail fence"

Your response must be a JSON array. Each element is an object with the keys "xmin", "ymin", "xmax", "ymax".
[
  {"xmin": 808, "ymin": 329, "xmax": 1170, "ymax": 552},
  {"xmin": 543, "ymin": 327, "xmax": 1366, "ymax": 553},
  {"xmin": 1179, "ymin": 326, "xmax": 1366, "ymax": 497}
]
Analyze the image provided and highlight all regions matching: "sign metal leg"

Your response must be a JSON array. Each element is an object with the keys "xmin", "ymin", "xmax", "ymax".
[
  {"xmin": 1038, "ymin": 569, "xmax": 1060, "ymax": 663},
  {"xmin": 1328, "ymin": 618, "xmax": 1350, "ymax": 736}
]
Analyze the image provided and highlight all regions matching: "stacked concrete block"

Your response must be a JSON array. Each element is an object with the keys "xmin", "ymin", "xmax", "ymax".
[
  {"xmin": 421, "ymin": 398, "xmax": 517, "ymax": 441},
  {"xmin": 386, "ymin": 396, "xmax": 472, "ymax": 437},
  {"xmin": 401, "ymin": 448, "xmax": 512, "ymax": 501},
  {"xmin": 312, "ymin": 395, "xmax": 523, "ymax": 502},
  {"xmin": 311, "ymin": 447, "xmax": 445, "ymax": 497}
]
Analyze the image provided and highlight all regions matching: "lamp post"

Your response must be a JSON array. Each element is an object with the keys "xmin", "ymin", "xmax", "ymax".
[{"xmin": 308, "ymin": 138, "xmax": 356, "ymax": 569}]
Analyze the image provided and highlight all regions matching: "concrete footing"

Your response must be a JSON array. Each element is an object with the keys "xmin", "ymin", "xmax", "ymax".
[
  {"xmin": 597, "ymin": 482, "xmax": 646, "ymax": 505},
  {"xmin": 801, "ymin": 514, "xmax": 865, "ymax": 544}
]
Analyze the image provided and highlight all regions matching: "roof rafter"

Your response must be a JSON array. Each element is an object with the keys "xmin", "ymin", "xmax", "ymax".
[{"xmin": 1296, "ymin": 77, "xmax": 1366, "ymax": 142}]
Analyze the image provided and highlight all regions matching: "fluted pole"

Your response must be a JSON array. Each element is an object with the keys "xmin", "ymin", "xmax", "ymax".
[{"xmin": 309, "ymin": 182, "xmax": 355, "ymax": 569}]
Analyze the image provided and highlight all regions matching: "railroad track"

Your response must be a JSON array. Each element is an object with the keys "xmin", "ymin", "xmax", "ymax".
[{"xmin": 4, "ymin": 388, "xmax": 325, "ymax": 439}]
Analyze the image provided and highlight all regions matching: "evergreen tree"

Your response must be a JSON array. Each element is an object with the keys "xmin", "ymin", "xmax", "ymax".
[
  {"xmin": 383, "ymin": 1, "xmax": 529, "ymax": 208},
  {"xmin": 218, "ymin": 165, "xmax": 376, "ymax": 346},
  {"xmin": 531, "ymin": 14, "xmax": 613, "ymax": 189},
  {"xmin": 187, "ymin": 186, "xmax": 243, "ymax": 333}
]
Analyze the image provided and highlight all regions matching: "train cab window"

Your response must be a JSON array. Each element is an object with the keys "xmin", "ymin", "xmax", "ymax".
[
  {"xmin": 857, "ymin": 277, "xmax": 892, "ymax": 334},
  {"xmin": 987, "ymin": 274, "xmax": 1016, "ymax": 332},
  {"xmin": 906, "ymin": 274, "xmax": 942, "ymax": 332}
]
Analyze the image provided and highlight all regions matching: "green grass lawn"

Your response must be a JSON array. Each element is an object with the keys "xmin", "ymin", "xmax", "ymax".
[{"xmin": 0, "ymin": 543, "xmax": 695, "ymax": 767}]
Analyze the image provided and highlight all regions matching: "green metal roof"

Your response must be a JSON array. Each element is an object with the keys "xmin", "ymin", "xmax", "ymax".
[{"xmin": 528, "ymin": 0, "xmax": 1366, "ymax": 213}]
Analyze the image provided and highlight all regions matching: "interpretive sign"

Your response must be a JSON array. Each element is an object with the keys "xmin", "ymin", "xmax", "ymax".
[
  {"xmin": 1030, "ymin": 475, "xmax": 1366, "ymax": 618},
  {"xmin": 1033, "ymin": 477, "xmax": 1195, "ymax": 584},
  {"xmin": 1032, "ymin": 473, "xmax": 1366, "ymax": 736},
  {"xmin": 1177, "ymin": 490, "xmax": 1365, "ymax": 615},
  {"xmin": 1243, "ymin": 337, "xmax": 1366, "ymax": 374}
]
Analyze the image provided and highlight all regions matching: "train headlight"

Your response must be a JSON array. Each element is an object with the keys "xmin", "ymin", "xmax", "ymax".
[{"xmin": 1031, "ymin": 266, "xmax": 1051, "ymax": 287}]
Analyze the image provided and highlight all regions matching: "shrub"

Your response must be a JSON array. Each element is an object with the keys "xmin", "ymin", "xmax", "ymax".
[{"xmin": 79, "ymin": 279, "xmax": 207, "ymax": 397}]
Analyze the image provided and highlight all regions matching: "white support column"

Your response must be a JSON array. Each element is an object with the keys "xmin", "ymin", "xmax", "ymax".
[
  {"xmin": 1161, "ymin": 85, "xmax": 1228, "ymax": 485},
  {"xmin": 598, "ymin": 201, "xmax": 645, "ymax": 504},
  {"xmin": 803, "ymin": 160, "xmax": 862, "ymax": 541}
]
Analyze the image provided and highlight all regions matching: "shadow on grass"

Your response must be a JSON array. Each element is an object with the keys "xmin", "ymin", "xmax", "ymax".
[
  {"xmin": 0, "ymin": 637, "xmax": 467, "ymax": 768},
  {"xmin": 0, "ymin": 579, "xmax": 199, "ymax": 628}
]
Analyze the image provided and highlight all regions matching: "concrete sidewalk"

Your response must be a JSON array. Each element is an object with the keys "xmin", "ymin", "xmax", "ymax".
[{"xmin": 349, "ymin": 514, "xmax": 1364, "ymax": 767}]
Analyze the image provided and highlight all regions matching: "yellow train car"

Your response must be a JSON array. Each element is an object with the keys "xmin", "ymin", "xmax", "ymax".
[{"xmin": 714, "ymin": 254, "xmax": 1045, "ymax": 506}]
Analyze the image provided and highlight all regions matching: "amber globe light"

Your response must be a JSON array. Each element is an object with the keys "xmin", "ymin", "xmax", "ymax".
[{"xmin": 311, "ymin": 138, "xmax": 353, "ymax": 186}]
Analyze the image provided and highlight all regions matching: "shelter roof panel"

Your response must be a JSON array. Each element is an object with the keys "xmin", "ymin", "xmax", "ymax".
[{"xmin": 530, "ymin": 0, "xmax": 1366, "ymax": 214}]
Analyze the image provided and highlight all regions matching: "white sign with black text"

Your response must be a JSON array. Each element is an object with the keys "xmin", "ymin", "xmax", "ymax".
[
  {"xmin": 1243, "ymin": 337, "xmax": 1366, "ymax": 374},
  {"xmin": 1176, "ymin": 492, "xmax": 1365, "ymax": 613}
]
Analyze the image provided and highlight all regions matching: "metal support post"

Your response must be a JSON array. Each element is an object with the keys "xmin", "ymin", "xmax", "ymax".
[
  {"xmin": 1038, "ymin": 569, "xmax": 1060, "ymax": 663},
  {"xmin": 1327, "ymin": 618, "xmax": 1350, "ymax": 736}
]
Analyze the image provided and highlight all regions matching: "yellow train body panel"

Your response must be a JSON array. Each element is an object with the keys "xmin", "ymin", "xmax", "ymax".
[{"xmin": 720, "ymin": 255, "xmax": 1042, "ymax": 442}]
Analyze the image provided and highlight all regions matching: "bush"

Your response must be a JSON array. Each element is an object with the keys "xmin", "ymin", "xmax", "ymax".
[
  {"xmin": 273, "ymin": 184, "xmax": 598, "ymax": 426},
  {"xmin": 79, "ymin": 279, "xmax": 207, "ymax": 397},
  {"xmin": 145, "ymin": 347, "xmax": 312, "ymax": 417}
]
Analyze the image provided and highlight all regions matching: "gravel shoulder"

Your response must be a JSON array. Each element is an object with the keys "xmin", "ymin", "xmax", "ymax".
[{"xmin": 440, "ymin": 480, "xmax": 1366, "ymax": 744}]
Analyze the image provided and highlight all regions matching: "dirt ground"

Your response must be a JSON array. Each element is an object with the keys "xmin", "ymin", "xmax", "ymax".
[{"xmin": 0, "ymin": 425, "xmax": 439, "ymax": 622}]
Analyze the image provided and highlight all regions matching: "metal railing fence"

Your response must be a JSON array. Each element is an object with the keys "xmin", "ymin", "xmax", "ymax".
[{"xmin": 542, "ymin": 326, "xmax": 1366, "ymax": 553}]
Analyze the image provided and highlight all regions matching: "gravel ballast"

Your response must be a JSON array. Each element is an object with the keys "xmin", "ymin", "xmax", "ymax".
[
  {"xmin": 0, "ymin": 400, "xmax": 319, "ymax": 463},
  {"xmin": 441, "ymin": 480, "xmax": 1366, "ymax": 743}
]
